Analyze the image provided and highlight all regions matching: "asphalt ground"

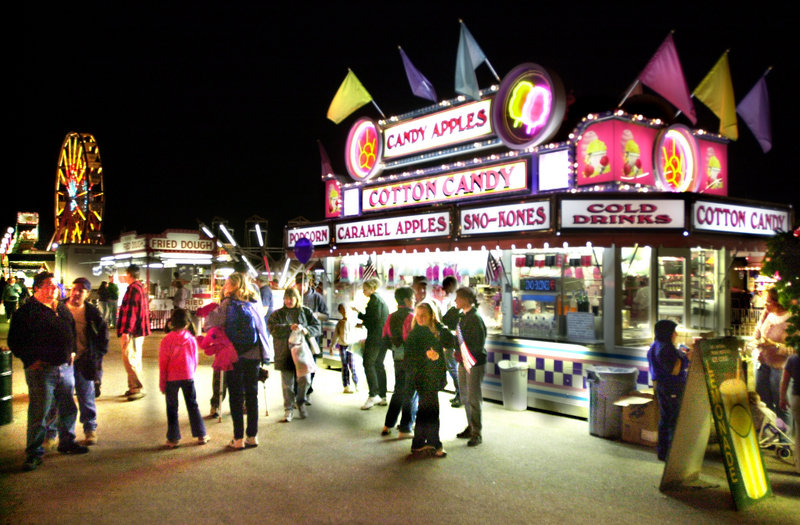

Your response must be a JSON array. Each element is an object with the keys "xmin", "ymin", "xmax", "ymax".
[{"xmin": 1, "ymin": 326, "xmax": 797, "ymax": 525}]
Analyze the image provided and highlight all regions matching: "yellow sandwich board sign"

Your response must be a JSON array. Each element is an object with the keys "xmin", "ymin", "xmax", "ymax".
[{"xmin": 660, "ymin": 337, "xmax": 771, "ymax": 510}]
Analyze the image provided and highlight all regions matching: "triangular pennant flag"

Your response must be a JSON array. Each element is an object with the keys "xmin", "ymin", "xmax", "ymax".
[
  {"xmin": 455, "ymin": 22, "xmax": 488, "ymax": 101},
  {"xmin": 327, "ymin": 70, "xmax": 373, "ymax": 124},
  {"xmin": 399, "ymin": 47, "xmax": 437, "ymax": 102},
  {"xmin": 693, "ymin": 52, "xmax": 738, "ymax": 140},
  {"xmin": 317, "ymin": 140, "xmax": 334, "ymax": 178},
  {"xmin": 638, "ymin": 34, "xmax": 697, "ymax": 124},
  {"xmin": 737, "ymin": 76, "xmax": 772, "ymax": 153}
]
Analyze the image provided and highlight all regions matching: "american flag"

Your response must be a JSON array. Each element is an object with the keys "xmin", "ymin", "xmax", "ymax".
[
  {"xmin": 362, "ymin": 256, "xmax": 377, "ymax": 281},
  {"xmin": 485, "ymin": 252, "xmax": 503, "ymax": 284}
]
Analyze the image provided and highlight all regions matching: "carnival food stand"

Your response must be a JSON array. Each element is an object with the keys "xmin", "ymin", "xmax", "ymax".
[
  {"xmin": 286, "ymin": 64, "xmax": 792, "ymax": 418},
  {"xmin": 102, "ymin": 230, "xmax": 218, "ymax": 329}
]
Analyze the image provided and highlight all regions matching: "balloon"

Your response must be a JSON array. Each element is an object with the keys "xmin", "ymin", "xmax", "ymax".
[{"xmin": 294, "ymin": 238, "xmax": 314, "ymax": 264}]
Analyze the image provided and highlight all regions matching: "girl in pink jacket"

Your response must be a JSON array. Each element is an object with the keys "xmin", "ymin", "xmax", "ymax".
[{"xmin": 159, "ymin": 309, "xmax": 208, "ymax": 448}]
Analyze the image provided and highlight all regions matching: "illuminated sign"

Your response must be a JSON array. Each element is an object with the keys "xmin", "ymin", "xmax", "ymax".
[
  {"xmin": 325, "ymin": 179, "xmax": 342, "ymax": 219},
  {"xmin": 383, "ymin": 99, "xmax": 493, "ymax": 159},
  {"xmin": 521, "ymin": 277, "xmax": 558, "ymax": 292},
  {"xmin": 696, "ymin": 138, "xmax": 728, "ymax": 196},
  {"xmin": 345, "ymin": 118, "xmax": 382, "ymax": 181},
  {"xmin": 362, "ymin": 159, "xmax": 529, "ymax": 212},
  {"xmin": 537, "ymin": 149, "xmax": 571, "ymax": 192},
  {"xmin": 287, "ymin": 225, "xmax": 331, "ymax": 247},
  {"xmin": 575, "ymin": 118, "xmax": 658, "ymax": 187},
  {"xmin": 655, "ymin": 125, "xmax": 699, "ymax": 193},
  {"xmin": 17, "ymin": 212, "xmax": 39, "ymax": 225},
  {"xmin": 692, "ymin": 201, "xmax": 789, "ymax": 236},
  {"xmin": 113, "ymin": 233, "xmax": 146, "ymax": 254},
  {"xmin": 561, "ymin": 199, "xmax": 685, "ymax": 229},
  {"xmin": 460, "ymin": 201, "xmax": 550, "ymax": 235},
  {"xmin": 335, "ymin": 211, "xmax": 450, "ymax": 244},
  {"xmin": 492, "ymin": 63, "xmax": 565, "ymax": 150},
  {"xmin": 149, "ymin": 232, "xmax": 213, "ymax": 253}
]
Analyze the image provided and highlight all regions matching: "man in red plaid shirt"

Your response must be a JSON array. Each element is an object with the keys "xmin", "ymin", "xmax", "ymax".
[{"xmin": 117, "ymin": 264, "xmax": 151, "ymax": 401}]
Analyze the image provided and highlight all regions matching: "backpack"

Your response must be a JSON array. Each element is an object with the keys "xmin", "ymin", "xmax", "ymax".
[{"xmin": 225, "ymin": 299, "xmax": 259, "ymax": 354}]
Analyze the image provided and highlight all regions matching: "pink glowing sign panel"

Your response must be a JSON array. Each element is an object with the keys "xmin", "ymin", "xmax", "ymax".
[
  {"xmin": 696, "ymin": 138, "xmax": 728, "ymax": 196},
  {"xmin": 655, "ymin": 125, "xmax": 699, "ymax": 193},
  {"xmin": 325, "ymin": 179, "xmax": 343, "ymax": 218},
  {"xmin": 345, "ymin": 118, "xmax": 383, "ymax": 181},
  {"xmin": 575, "ymin": 119, "xmax": 657, "ymax": 187}
]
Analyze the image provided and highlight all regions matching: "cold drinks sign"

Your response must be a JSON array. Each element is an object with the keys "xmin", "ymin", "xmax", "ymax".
[{"xmin": 560, "ymin": 199, "xmax": 685, "ymax": 229}]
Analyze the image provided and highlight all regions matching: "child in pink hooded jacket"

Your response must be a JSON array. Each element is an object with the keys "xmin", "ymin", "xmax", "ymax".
[{"xmin": 159, "ymin": 309, "xmax": 208, "ymax": 448}]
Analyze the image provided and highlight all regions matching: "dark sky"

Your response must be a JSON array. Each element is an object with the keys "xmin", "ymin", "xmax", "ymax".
[{"xmin": 16, "ymin": 2, "xmax": 795, "ymax": 249}]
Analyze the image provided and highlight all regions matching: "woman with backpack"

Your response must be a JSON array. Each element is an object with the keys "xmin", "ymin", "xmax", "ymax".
[
  {"xmin": 267, "ymin": 287, "xmax": 321, "ymax": 422},
  {"xmin": 205, "ymin": 273, "xmax": 271, "ymax": 449}
]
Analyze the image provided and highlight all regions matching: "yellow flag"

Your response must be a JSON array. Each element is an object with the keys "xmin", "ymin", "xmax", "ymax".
[
  {"xmin": 327, "ymin": 70, "xmax": 373, "ymax": 124},
  {"xmin": 693, "ymin": 53, "xmax": 738, "ymax": 140}
]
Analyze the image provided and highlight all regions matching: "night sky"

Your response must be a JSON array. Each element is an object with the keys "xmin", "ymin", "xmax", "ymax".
[{"xmin": 16, "ymin": 2, "xmax": 795, "ymax": 250}]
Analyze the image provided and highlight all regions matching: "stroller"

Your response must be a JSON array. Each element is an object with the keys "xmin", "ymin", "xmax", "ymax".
[{"xmin": 749, "ymin": 392, "xmax": 794, "ymax": 462}]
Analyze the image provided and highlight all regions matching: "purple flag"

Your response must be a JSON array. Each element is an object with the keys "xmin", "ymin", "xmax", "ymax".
[
  {"xmin": 399, "ymin": 47, "xmax": 437, "ymax": 102},
  {"xmin": 638, "ymin": 34, "xmax": 696, "ymax": 124},
  {"xmin": 737, "ymin": 76, "xmax": 772, "ymax": 153}
]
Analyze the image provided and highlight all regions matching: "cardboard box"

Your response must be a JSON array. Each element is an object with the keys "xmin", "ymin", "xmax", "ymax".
[{"xmin": 614, "ymin": 390, "xmax": 659, "ymax": 447}]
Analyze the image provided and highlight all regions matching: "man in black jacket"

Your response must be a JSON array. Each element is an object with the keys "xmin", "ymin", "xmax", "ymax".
[{"xmin": 8, "ymin": 272, "xmax": 89, "ymax": 471}]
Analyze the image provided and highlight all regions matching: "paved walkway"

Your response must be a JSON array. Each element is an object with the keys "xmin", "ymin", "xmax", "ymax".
[{"xmin": 1, "ymin": 327, "xmax": 797, "ymax": 524}]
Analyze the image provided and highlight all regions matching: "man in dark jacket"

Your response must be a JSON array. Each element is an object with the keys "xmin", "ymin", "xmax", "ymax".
[
  {"xmin": 45, "ymin": 278, "xmax": 109, "ymax": 445},
  {"xmin": 8, "ymin": 271, "xmax": 89, "ymax": 471},
  {"xmin": 380, "ymin": 287, "xmax": 417, "ymax": 437}
]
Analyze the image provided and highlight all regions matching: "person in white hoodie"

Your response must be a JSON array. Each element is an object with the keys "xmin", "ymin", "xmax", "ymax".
[{"xmin": 159, "ymin": 309, "xmax": 208, "ymax": 448}]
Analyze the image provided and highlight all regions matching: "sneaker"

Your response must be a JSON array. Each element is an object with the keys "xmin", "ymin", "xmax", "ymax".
[
  {"xmin": 164, "ymin": 440, "xmax": 180, "ymax": 449},
  {"xmin": 42, "ymin": 437, "xmax": 59, "ymax": 451},
  {"xmin": 343, "ymin": 386, "xmax": 354, "ymax": 394},
  {"xmin": 411, "ymin": 445, "xmax": 435, "ymax": 455},
  {"xmin": 123, "ymin": 390, "xmax": 133, "ymax": 397},
  {"xmin": 377, "ymin": 397, "xmax": 388, "ymax": 406},
  {"xmin": 434, "ymin": 448, "xmax": 448, "ymax": 458},
  {"xmin": 127, "ymin": 392, "xmax": 145, "ymax": 401},
  {"xmin": 281, "ymin": 410, "xmax": 293, "ymax": 423},
  {"xmin": 381, "ymin": 426, "xmax": 391, "ymax": 436},
  {"xmin": 207, "ymin": 407, "xmax": 220, "ymax": 419},
  {"xmin": 297, "ymin": 403, "xmax": 308, "ymax": 419},
  {"xmin": 244, "ymin": 436, "xmax": 258, "ymax": 448},
  {"xmin": 397, "ymin": 431, "xmax": 414, "ymax": 440},
  {"xmin": 58, "ymin": 442, "xmax": 90, "ymax": 455},
  {"xmin": 467, "ymin": 435, "xmax": 482, "ymax": 447},
  {"xmin": 361, "ymin": 395, "xmax": 380, "ymax": 410},
  {"xmin": 197, "ymin": 436, "xmax": 210, "ymax": 445},
  {"xmin": 23, "ymin": 456, "xmax": 43, "ymax": 471},
  {"xmin": 84, "ymin": 431, "xmax": 98, "ymax": 446},
  {"xmin": 227, "ymin": 438, "xmax": 245, "ymax": 450},
  {"xmin": 450, "ymin": 398, "xmax": 463, "ymax": 408},
  {"xmin": 456, "ymin": 428, "xmax": 472, "ymax": 439}
]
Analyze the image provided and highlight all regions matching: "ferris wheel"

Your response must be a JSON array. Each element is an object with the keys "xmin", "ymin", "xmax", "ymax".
[{"xmin": 48, "ymin": 132, "xmax": 105, "ymax": 249}]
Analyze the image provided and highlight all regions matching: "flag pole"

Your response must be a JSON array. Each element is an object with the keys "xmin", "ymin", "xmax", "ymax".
[{"xmin": 371, "ymin": 100, "xmax": 386, "ymax": 119}]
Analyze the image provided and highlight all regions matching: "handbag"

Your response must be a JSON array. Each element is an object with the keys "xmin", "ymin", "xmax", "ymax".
[{"xmin": 289, "ymin": 328, "xmax": 317, "ymax": 377}]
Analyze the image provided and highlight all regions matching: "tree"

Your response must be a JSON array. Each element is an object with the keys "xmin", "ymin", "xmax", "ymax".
[{"xmin": 761, "ymin": 229, "xmax": 800, "ymax": 350}]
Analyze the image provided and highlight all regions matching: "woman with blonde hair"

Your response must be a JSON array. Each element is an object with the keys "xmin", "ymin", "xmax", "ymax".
[
  {"xmin": 356, "ymin": 277, "xmax": 389, "ymax": 410},
  {"xmin": 268, "ymin": 286, "xmax": 321, "ymax": 422},
  {"xmin": 205, "ymin": 272, "xmax": 271, "ymax": 449}
]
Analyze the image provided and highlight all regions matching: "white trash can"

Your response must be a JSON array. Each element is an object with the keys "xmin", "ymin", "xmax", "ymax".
[{"xmin": 498, "ymin": 360, "xmax": 529, "ymax": 411}]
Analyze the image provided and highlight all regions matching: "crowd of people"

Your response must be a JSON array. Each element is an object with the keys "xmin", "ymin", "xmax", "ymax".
[{"xmin": 6, "ymin": 265, "xmax": 489, "ymax": 471}]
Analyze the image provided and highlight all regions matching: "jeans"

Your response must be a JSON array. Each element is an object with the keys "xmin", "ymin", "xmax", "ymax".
[
  {"xmin": 655, "ymin": 381, "xmax": 684, "ymax": 461},
  {"xmin": 226, "ymin": 359, "xmax": 260, "ymax": 439},
  {"xmin": 362, "ymin": 341, "xmax": 387, "ymax": 398},
  {"xmin": 458, "ymin": 362, "xmax": 485, "ymax": 437},
  {"xmin": 444, "ymin": 348, "xmax": 459, "ymax": 397},
  {"xmin": 210, "ymin": 369, "xmax": 227, "ymax": 409},
  {"xmin": 165, "ymin": 379, "xmax": 206, "ymax": 442},
  {"xmin": 757, "ymin": 363, "xmax": 791, "ymax": 427},
  {"xmin": 384, "ymin": 362, "xmax": 418, "ymax": 433},
  {"xmin": 45, "ymin": 365, "xmax": 96, "ymax": 437},
  {"xmin": 411, "ymin": 390, "xmax": 441, "ymax": 450},
  {"xmin": 25, "ymin": 364, "xmax": 77, "ymax": 458},
  {"xmin": 281, "ymin": 370, "xmax": 310, "ymax": 411}
]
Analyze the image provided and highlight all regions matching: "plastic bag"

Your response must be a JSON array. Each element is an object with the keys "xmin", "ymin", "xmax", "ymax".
[{"xmin": 289, "ymin": 328, "xmax": 317, "ymax": 377}]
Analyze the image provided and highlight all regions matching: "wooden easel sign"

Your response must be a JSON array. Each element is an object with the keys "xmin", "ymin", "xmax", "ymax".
[{"xmin": 660, "ymin": 337, "xmax": 771, "ymax": 510}]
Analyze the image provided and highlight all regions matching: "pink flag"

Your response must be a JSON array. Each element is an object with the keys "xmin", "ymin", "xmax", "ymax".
[
  {"xmin": 318, "ymin": 140, "xmax": 334, "ymax": 178},
  {"xmin": 638, "ymin": 34, "xmax": 696, "ymax": 124}
]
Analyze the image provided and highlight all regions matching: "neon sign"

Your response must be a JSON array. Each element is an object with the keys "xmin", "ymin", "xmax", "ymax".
[
  {"xmin": 493, "ymin": 63, "xmax": 565, "ymax": 150},
  {"xmin": 345, "ymin": 118, "xmax": 382, "ymax": 181},
  {"xmin": 655, "ymin": 125, "xmax": 698, "ymax": 193}
]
